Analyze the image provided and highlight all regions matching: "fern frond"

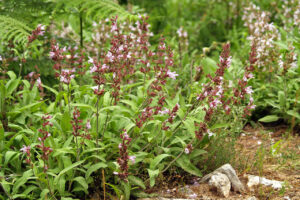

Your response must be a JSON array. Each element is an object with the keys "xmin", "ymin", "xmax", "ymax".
[
  {"xmin": 58, "ymin": 0, "xmax": 134, "ymax": 20},
  {"xmin": 0, "ymin": 15, "xmax": 32, "ymax": 45}
]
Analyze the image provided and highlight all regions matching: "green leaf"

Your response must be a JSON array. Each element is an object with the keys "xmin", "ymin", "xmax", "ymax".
[
  {"xmin": 6, "ymin": 78, "xmax": 20, "ymax": 96},
  {"xmin": 147, "ymin": 169, "xmax": 159, "ymax": 187},
  {"xmin": 54, "ymin": 160, "xmax": 85, "ymax": 184},
  {"xmin": 7, "ymin": 71, "xmax": 16, "ymax": 80},
  {"xmin": 210, "ymin": 123, "xmax": 229, "ymax": 130},
  {"xmin": 278, "ymin": 91, "xmax": 285, "ymax": 108},
  {"xmin": 73, "ymin": 177, "xmax": 88, "ymax": 193},
  {"xmin": 176, "ymin": 155, "xmax": 202, "ymax": 177},
  {"xmin": 71, "ymin": 103, "xmax": 96, "ymax": 112},
  {"xmin": 121, "ymin": 181, "xmax": 131, "ymax": 200},
  {"xmin": 258, "ymin": 115, "xmax": 280, "ymax": 123},
  {"xmin": 128, "ymin": 175, "xmax": 146, "ymax": 190},
  {"xmin": 17, "ymin": 101, "xmax": 44, "ymax": 112},
  {"xmin": 12, "ymin": 169, "xmax": 33, "ymax": 194},
  {"xmin": 4, "ymin": 151, "xmax": 18, "ymax": 167},
  {"xmin": 40, "ymin": 189, "xmax": 49, "ymax": 199},
  {"xmin": 61, "ymin": 111, "xmax": 72, "ymax": 133},
  {"xmin": 190, "ymin": 149, "xmax": 207, "ymax": 160},
  {"xmin": 58, "ymin": 175, "xmax": 66, "ymax": 195},
  {"xmin": 287, "ymin": 110, "xmax": 300, "ymax": 119},
  {"xmin": 201, "ymin": 57, "xmax": 218, "ymax": 75},
  {"xmin": 42, "ymin": 84, "xmax": 58, "ymax": 95},
  {"xmin": 86, "ymin": 162, "xmax": 107, "ymax": 179},
  {"xmin": 183, "ymin": 118, "xmax": 195, "ymax": 136},
  {"xmin": 150, "ymin": 154, "xmax": 171, "ymax": 170},
  {"xmin": 121, "ymin": 100, "xmax": 137, "ymax": 111}
]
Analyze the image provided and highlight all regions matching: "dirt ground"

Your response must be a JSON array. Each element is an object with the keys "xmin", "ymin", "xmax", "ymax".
[
  {"xmin": 153, "ymin": 125, "xmax": 300, "ymax": 200},
  {"xmin": 91, "ymin": 125, "xmax": 299, "ymax": 200}
]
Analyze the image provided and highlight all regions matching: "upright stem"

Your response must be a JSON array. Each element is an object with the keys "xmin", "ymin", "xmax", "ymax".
[
  {"xmin": 178, "ymin": 40, "xmax": 183, "ymax": 69},
  {"xmin": 190, "ymin": 59, "xmax": 194, "ymax": 84},
  {"xmin": 18, "ymin": 63, "xmax": 23, "ymax": 77},
  {"xmin": 96, "ymin": 95, "xmax": 100, "ymax": 147},
  {"xmin": 68, "ymin": 84, "xmax": 71, "ymax": 114},
  {"xmin": 79, "ymin": 12, "xmax": 83, "ymax": 48},
  {"xmin": 75, "ymin": 136, "xmax": 80, "ymax": 162}
]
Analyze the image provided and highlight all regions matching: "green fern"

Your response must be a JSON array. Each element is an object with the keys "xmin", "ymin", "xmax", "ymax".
[
  {"xmin": 57, "ymin": 0, "xmax": 134, "ymax": 20},
  {"xmin": 0, "ymin": 15, "xmax": 32, "ymax": 45}
]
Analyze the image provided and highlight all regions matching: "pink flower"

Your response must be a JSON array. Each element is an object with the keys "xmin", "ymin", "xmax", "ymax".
[
  {"xmin": 88, "ymin": 56, "xmax": 94, "ymax": 64},
  {"xmin": 158, "ymin": 108, "xmax": 170, "ymax": 115},
  {"xmin": 245, "ymin": 86, "xmax": 253, "ymax": 94},
  {"xmin": 184, "ymin": 148, "xmax": 190, "ymax": 154},
  {"xmin": 167, "ymin": 70, "xmax": 178, "ymax": 80},
  {"xmin": 209, "ymin": 99, "xmax": 221, "ymax": 108},
  {"xmin": 86, "ymin": 120, "xmax": 91, "ymax": 130},
  {"xmin": 102, "ymin": 64, "xmax": 109, "ymax": 70},
  {"xmin": 118, "ymin": 143, "xmax": 123, "ymax": 149},
  {"xmin": 49, "ymin": 52, "xmax": 55, "ymax": 59},
  {"xmin": 129, "ymin": 156, "xmax": 136, "ymax": 164},
  {"xmin": 20, "ymin": 145, "xmax": 31, "ymax": 154},
  {"xmin": 90, "ymin": 65, "xmax": 98, "ymax": 73},
  {"xmin": 28, "ymin": 72, "xmax": 35, "ymax": 78}
]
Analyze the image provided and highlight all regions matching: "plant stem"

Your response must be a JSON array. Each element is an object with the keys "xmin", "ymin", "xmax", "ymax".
[
  {"xmin": 79, "ymin": 12, "xmax": 83, "ymax": 48},
  {"xmin": 96, "ymin": 95, "xmax": 100, "ymax": 147},
  {"xmin": 68, "ymin": 84, "xmax": 71, "ymax": 114},
  {"xmin": 102, "ymin": 169, "xmax": 106, "ymax": 200}
]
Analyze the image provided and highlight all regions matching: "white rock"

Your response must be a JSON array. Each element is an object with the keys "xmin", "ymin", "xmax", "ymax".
[
  {"xmin": 201, "ymin": 164, "xmax": 245, "ymax": 193},
  {"xmin": 208, "ymin": 172, "xmax": 231, "ymax": 198},
  {"xmin": 246, "ymin": 174, "xmax": 283, "ymax": 190},
  {"xmin": 246, "ymin": 197, "xmax": 257, "ymax": 200}
]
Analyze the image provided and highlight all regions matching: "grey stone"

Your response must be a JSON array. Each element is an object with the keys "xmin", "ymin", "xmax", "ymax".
[
  {"xmin": 137, "ymin": 198, "xmax": 196, "ymax": 200},
  {"xmin": 201, "ymin": 163, "xmax": 245, "ymax": 193},
  {"xmin": 246, "ymin": 197, "xmax": 257, "ymax": 200},
  {"xmin": 208, "ymin": 172, "xmax": 231, "ymax": 198},
  {"xmin": 246, "ymin": 174, "xmax": 283, "ymax": 190}
]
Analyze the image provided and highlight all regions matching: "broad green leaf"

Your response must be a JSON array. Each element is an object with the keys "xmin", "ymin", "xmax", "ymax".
[
  {"xmin": 121, "ymin": 100, "xmax": 138, "ymax": 111},
  {"xmin": 54, "ymin": 160, "xmax": 85, "ymax": 184},
  {"xmin": 7, "ymin": 71, "xmax": 16, "ymax": 80},
  {"xmin": 71, "ymin": 103, "xmax": 96, "ymax": 112},
  {"xmin": 12, "ymin": 169, "xmax": 33, "ymax": 194},
  {"xmin": 121, "ymin": 181, "xmax": 131, "ymax": 200},
  {"xmin": 190, "ymin": 149, "xmax": 207, "ymax": 159},
  {"xmin": 73, "ymin": 176, "xmax": 88, "ymax": 193},
  {"xmin": 103, "ymin": 91, "xmax": 111, "ymax": 107},
  {"xmin": 287, "ymin": 110, "xmax": 300, "ymax": 119},
  {"xmin": 150, "ymin": 154, "xmax": 170, "ymax": 170},
  {"xmin": 147, "ymin": 169, "xmax": 159, "ymax": 187},
  {"xmin": 278, "ymin": 91, "xmax": 285, "ymax": 108},
  {"xmin": 210, "ymin": 123, "xmax": 229, "ymax": 130},
  {"xmin": 42, "ymin": 84, "xmax": 58, "ymax": 95},
  {"xmin": 53, "ymin": 148, "xmax": 75, "ymax": 157},
  {"xmin": 258, "ymin": 115, "xmax": 279, "ymax": 123},
  {"xmin": 128, "ymin": 175, "xmax": 146, "ymax": 190},
  {"xmin": 176, "ymin": 155, "xmax": 202, "ymax": 177},
  {"xmin": 201, "ymin": 57, "xmax": 218, "ymax": 75},
  {"xmin": 6, "ymin": 79, "xmax": 20, "ymax": 96},
  {"xmin": 58, "ymin": 175, "xmax": 66, "ymax": 195},
  {"xmin": 23, "ymin": 185, "xmax": 38, "ymax": 195},
  {"xmin": 40, "ymin": 189, "xmax": 49, "ymax": 199},
  {"xmin": 17, "ymin": 101, "xmax": 44, "ymax": 112},
  {"xmin": 183, "ymin": 118, "xmax": 195, "ymax": 136},
  {"xmin": 4, "ymin": 151, "xmax": 18, "ymax": 167},
  {"xmin": 86, "ymin": 162, "xmax": 107, "ymax": 179},
  {"xmin": 61, "ymin": 111, "xmax": 71, "ymax": 133}
]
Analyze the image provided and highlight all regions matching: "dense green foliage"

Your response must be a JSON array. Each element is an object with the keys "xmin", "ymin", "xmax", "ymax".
[{"xmin": 0, "ymin": 0, "xmax": 299, "ymax": 199}]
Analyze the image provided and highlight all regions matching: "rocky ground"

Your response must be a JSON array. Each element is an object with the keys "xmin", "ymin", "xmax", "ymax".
[{"xmin": 139, "ymin": 125, "xmax": 300, "ymax": 200}]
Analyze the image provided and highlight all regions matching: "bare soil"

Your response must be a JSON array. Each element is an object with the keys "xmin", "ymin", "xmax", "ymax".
[{"xmin": 151, "ymin": 125, "xmax": 300, "ymax": 200}]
